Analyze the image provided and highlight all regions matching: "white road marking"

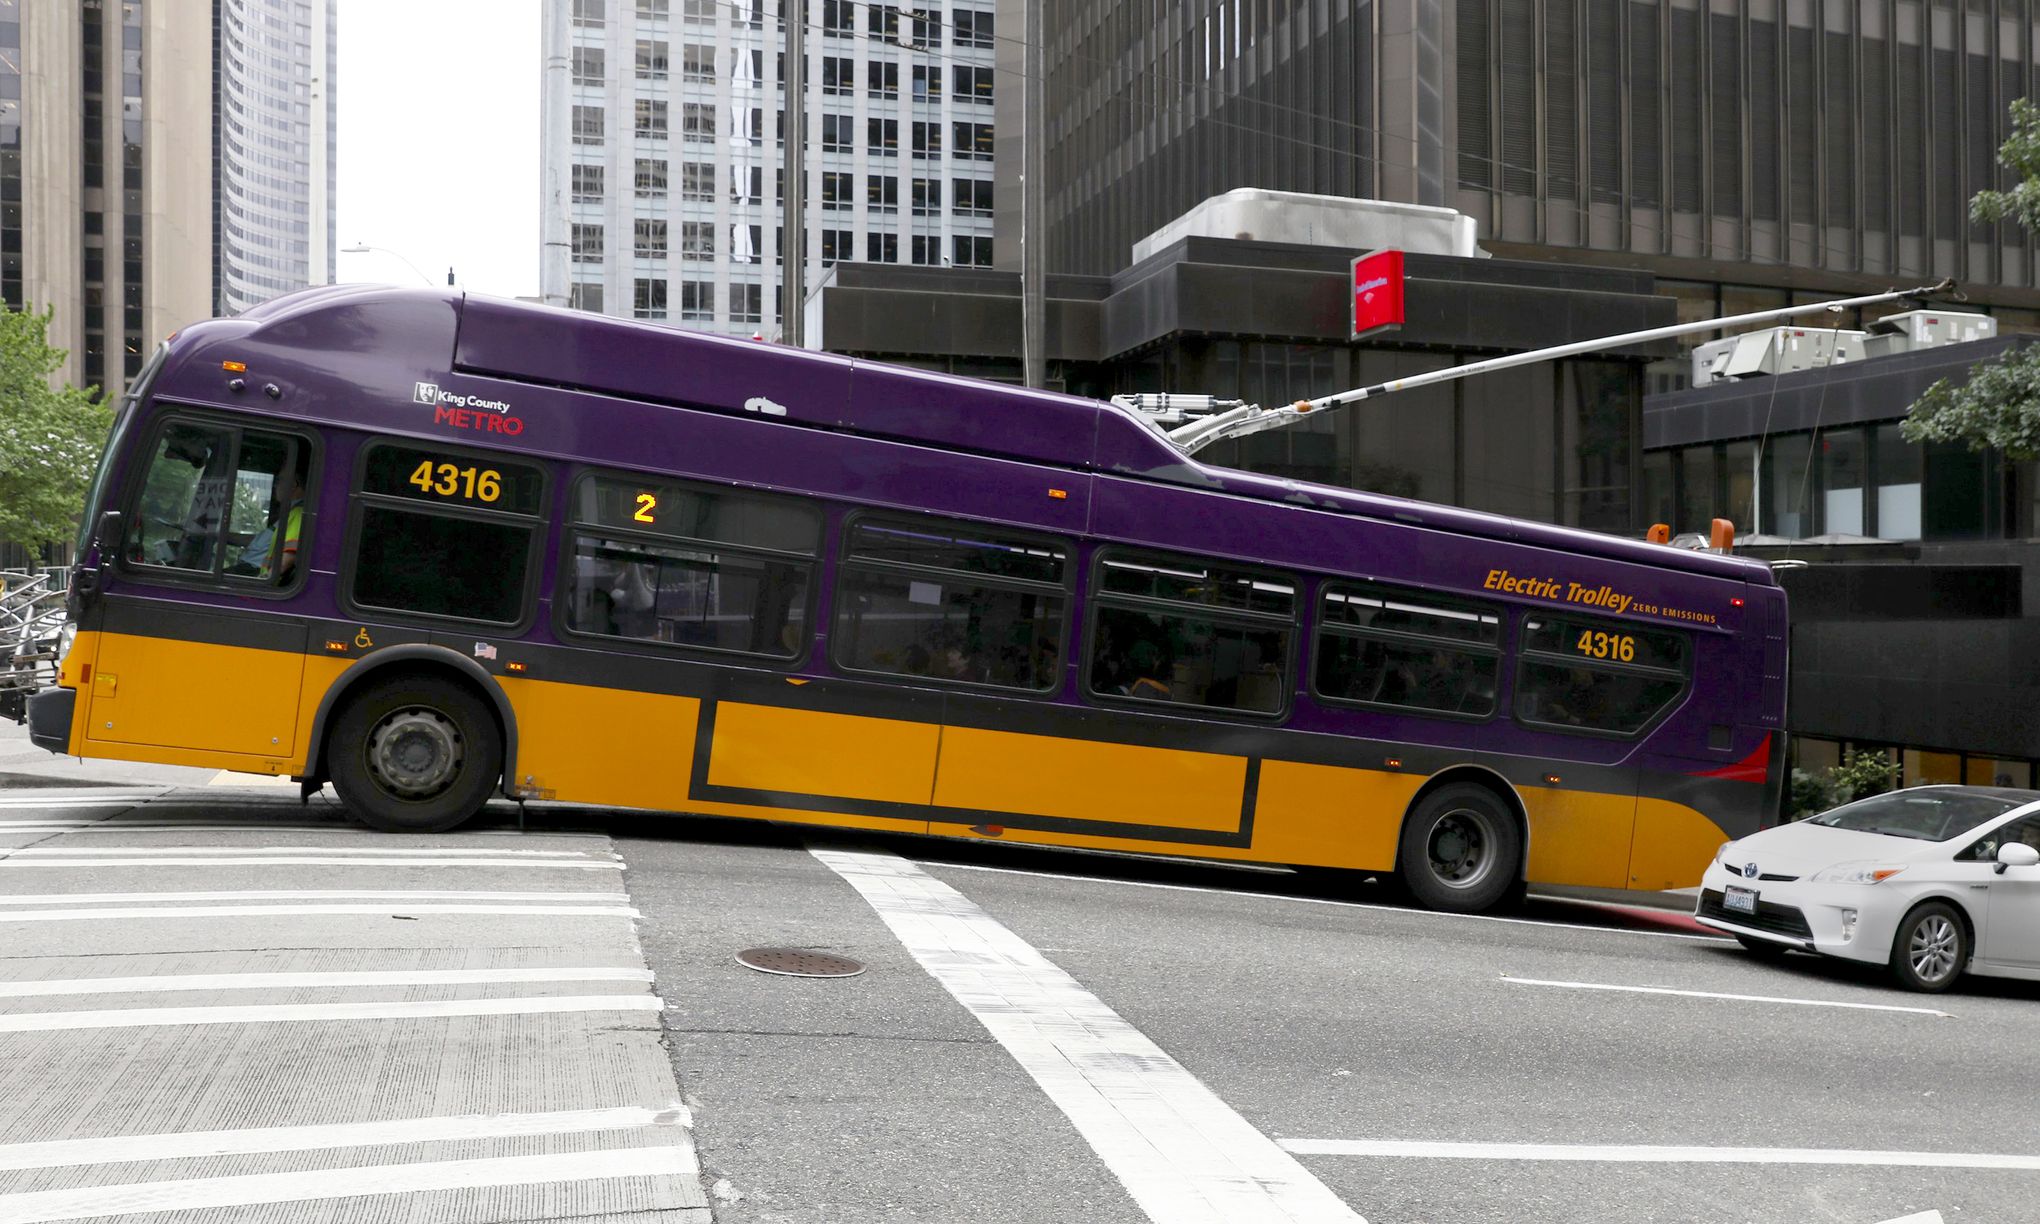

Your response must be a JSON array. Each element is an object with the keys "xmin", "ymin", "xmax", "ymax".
[
  {"xmin": 1277, "ymin": 1139, "xmax": 2040, "ymax": 1170},
  {"xmin": 0, "ymin": 1103, "xmax": 690, "ymax": 1172},
  {"xmin": 1501, "ymin": 975, "xmax": 1955, "ymax": 1018},
  {"xmin": 0, "ymin": 823, "xmax": 597, "ymax": 837},
  {"xmin": 206, "ymin": 770, "xmax": 301, "ymax": 787},
  {"xmin": 816, "ymin": 847, "xmax": 1365, "ymax": 1224},
  {"xmin": 0, "ymin": 1145, "xmax": 689, "ymax": 1222},
  {"xmin": 1876, "ymin": 1212, "xmax": 1946, "ymax": 1224},
  {"xmin": 0, "ymin": 902, "xmax": 638, "ymax": 924},
  {"xmin": 929, "ymin": 859, "xmax": 1729, "ymax": 943},
  {"xmin": 0, "ymin": 856, "xmax": 625, "ymax": 869},
  {"xmin": 0, "ymin": 967, "xmax": 652, "ymax": 998},
  {"xmin": 0, "ymin": 889, "xmax": 622, "ymax": 906},
  {"xmin": 0, "ymin": 994, "xmax": 664, "ymax": 1033},
  {"xmin": 0, "ymin": 845, "xmax": 606, "ymax": 857}
]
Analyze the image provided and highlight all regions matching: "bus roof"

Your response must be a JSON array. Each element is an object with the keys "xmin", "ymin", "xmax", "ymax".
[{"xmin": 193, "ymin": 286, "xmax": 1771, "ymax": 587}]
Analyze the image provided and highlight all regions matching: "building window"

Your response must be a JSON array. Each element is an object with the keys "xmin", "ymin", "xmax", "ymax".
[
  {"xmin": 910, "ymin": 234, "xmax": 940, "ymax": 265},
  {"xmin": 820, "ymin": 0, "xmax": 855, "ymax": 34},
  {"xmin": 738, "ymin": 223, "xmax": 763, "ymax": 263},
  {"xmin": 912, "ymin": 64, "xmax": 942, "ymax": 102},
  {"xmin": 570, "ymin": 282, "xmax": 604, "ymax": 312},
  {"xmin": 822, "ymin": 56, "xmax": 854, "ymax": 95},
  {"xmin": 951, "ymin": 177, "xmax": 991, "ymax": 215},
  {"xmin": 866, "ymin": 3, "xmax": 897, "ymax": 37},
  {"xmin": 821, "ymin": 113, "xmax": 853, "ymax": 152},
  {"xmin": 730, "ymin": 282, "xmax": 762, "ymax": 323},
  {"xmin": 636, "ymin": 98, "xmax": 669, "ymax": 138},
  {"xmin": 867, "ymin": 174, "xmax": 898, "ymax": 212},
  {"xmin": 910, "ymin": 177, "xmax": 940, "ymax": 215},
  {"xmin": 820, "ymin": 229, "xmax": 854, "ymax": 265},
  {"xmin": 952, "ymin": 9, "xmax": 993, "ymax": 46},
  {"xmin": 680, "ymin": 279, "xmax": 713, "ymax": 321},
  {"xmin": 572, "ymin": 46, "xmax": 605, "ymax": 85},
  {"xmin": 572, "ymin": 163, "xmax": 604, "ymax": 203},
  {"xmin": 951, "ymin": 235, "xmax": 992, "ymax": 267},
  {"xmin": 952, "ymin": 121, "xmax": 992, "ymax": 160},
  {"xmin": 867, "ymin": 61, "xmax": 898, "ymax": 98},
  {"xmin": 572, "ymin": 105, "xmax": 605, "ymax": 146},
  {"xmin": 911, "ymin": 121, "xmax": 941, "ymax": 158},
  {"xmin": 572, "ymin": 223, "xmax": 604, "ymax": 263},
  {"xmin": 682, "ymin": 43, "xmax": 715, "ymax": 81},
  {"xmin": 680, "ymin": 161, "xmax": 715, "ymax": 200},
  {"xmin": 634, "ymin": 157, "xmax": 668, "ymax": 198},
  {"xmin": 634, "ymin": 277, "xmax": 668, "ymax": 319},
  {"xmin": 636, "ymin": 39, "xmax": 669, "ymax": 80},
  {"xmin": 682, "ymin": 102, "xmax": 716, "ymax": 142},
  {"xmin": 641, "ymin": 0, "xmax": 673, "ymax": 17},
  {"xmin": 906, "ymin": 8, "xmax": 936, "ymax": 46},
  {"xmin": 572, "ymin": 0, "xmax": 605, "ymax": 25},
  {"xmin": 682, "ymin": 0, "xmax": 714, "ymax": 20},
  {"xmin": 953, "ymin": 65, "xmax": 992, "ymax": 102},
  {"xmin": 635, "ymin": 218, "xmax": 668, "ymax": 257},
  {"xmin": 866, "ymin": 232, "xmax": 898, "ymax": 262},
  {"xmin": 681, "ymin": 221, "xmax": 716, "ymax": 259},
  {"xmin": 820, "ymin": 171, "xmax": 853, "ymax": 210},
  {"xmin": 867, "ymin": 117, "xmax": 898, "ymax": 152}
]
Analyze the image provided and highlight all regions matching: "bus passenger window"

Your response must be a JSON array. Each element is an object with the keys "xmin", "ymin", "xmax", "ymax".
[
  {"xmin": 1514, "ymin": 615, "xmax": 1689, "ymax": 735},
  {"xmin": 833, "ymin": 518, "xmax": 1067, "ymax": 690},
  {"xmin": 564, "ymin": 474, "xmax": 819, "ymax": 657},
  {"xmin": 350, "ymin": 444, "xmax": 545, "ymax": 625},
  {"xmin": 1087, "ymin": 552, "xmax": 1295, "ymax": 714},
  {"xmin": 1314, "ymin": 583, "xmax": 1501, "ymax": 718},
  {"xmin": 130, "ymin": 421, "xmax": 309, "ymax": 584}
]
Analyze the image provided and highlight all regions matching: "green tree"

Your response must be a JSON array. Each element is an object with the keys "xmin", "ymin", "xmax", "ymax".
[
  {"xmin": 0, "ymin": 306, "xmax": 111, "ymax": 555},
  {"xmin": 1902, "ymin": 97, "xmax": 2040, "ymax": 457}
]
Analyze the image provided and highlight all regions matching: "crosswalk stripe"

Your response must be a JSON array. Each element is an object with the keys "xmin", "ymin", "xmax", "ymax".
[
  {"xmin": 0, "ymin": 967, "xmax": 652, "ymax": 998},
  {"xmin": 0, "ymin": 994, "xmax": 664, "ymax": 1033},
  {"xmin": 0, "ymin": 903, "xmax": 639, "ymax": 923}
]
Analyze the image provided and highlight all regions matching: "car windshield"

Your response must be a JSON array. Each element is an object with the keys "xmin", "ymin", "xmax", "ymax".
[{"xmin": 1805, "ymin": 789, "xmax": 2032, "ymax": 841}]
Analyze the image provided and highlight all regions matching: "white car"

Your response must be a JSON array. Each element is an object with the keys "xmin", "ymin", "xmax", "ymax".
[{"xmin": 1694, "ymin": 785, "xmax": 2040, "ymax": 992}]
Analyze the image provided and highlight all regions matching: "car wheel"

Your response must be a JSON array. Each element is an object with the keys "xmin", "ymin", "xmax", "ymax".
[
  {"xmin": 1734, "ymin": 934, "xmax": 1788, "ymax": 958},
  {"xmin": 1888, "ymin": 901, "xmax": 1968, "ymax": 993},
  {"xmin": 329, "ymin": 674, "xmax": 502, "ymax": 834},
  {"xmin": 1397, "ymin": 783, "xmax": 1522, "ymax": 914}
]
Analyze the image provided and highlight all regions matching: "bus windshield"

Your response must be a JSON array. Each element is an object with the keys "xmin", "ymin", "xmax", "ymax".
[{"xmin": 74, "ymin": 344, "xmax": 168, "ymax": 557}]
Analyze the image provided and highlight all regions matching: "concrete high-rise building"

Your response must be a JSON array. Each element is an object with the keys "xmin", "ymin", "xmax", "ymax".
[
  {"xmin": 539, "ymin": 0, "xmax": 997, "ymax": 338},
  {"xmin": 5, "ymin": 0, "xmax": 212, "ymax": 398},
  {"xmin": 213, "ymin": 0, "xmax": 336, "ymax": 316},
  {"xmin": 0, "ymin": 0, "xmax": 333, "ymax": 399}
]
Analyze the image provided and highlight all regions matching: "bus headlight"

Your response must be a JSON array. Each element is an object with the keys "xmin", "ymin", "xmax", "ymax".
[{"xmin": 54, "ymin": 622, "xmax": 76, "ymax": 668}]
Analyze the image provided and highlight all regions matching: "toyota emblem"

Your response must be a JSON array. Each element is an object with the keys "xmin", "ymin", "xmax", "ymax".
[{"xmin": 1742, "ymin": 862, "xmax": 1760, "ymax": 879}]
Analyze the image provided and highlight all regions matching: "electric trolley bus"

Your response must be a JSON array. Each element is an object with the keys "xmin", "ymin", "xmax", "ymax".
[{"xmin": 22, "ymin": 285, "xmax": 1787, "ymax": 913}]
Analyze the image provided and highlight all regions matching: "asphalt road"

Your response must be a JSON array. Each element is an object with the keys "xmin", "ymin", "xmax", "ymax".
[{"xmin": 0, "ymin": 771, "xmax": 2033, "ymax": 1223}]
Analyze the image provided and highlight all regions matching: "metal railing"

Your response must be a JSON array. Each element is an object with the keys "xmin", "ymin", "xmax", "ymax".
[{"xmin": 0, "ymin": 569, "xmax": 69, "ymax": 699}]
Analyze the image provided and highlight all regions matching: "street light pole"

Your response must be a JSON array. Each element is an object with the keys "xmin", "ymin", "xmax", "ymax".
[
  {"xmin": 340, "ymin": 243, "xmax": 437, "ymax": 287},
  {"xmin": 782, "ymin": 0, "xmax": 806, "ymax": 346}
]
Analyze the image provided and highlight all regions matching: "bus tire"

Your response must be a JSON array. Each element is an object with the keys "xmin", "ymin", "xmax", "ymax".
[
  {"xmin": 328, "ymin": 674, "xmax": 502, "ymax": 834},
  {"xmin": 1397, "ymin": 783, "xmax": 1522, "ymax": 914}
]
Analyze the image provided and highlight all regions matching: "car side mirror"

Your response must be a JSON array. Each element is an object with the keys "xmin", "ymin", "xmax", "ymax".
[{"xmin": 1994, "ymin": 843, "xmax": 2040, "ymax": 874}]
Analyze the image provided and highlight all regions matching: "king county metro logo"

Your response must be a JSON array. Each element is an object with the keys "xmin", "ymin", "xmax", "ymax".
[{"xmin": 413, "ymin": 381, "xmax": 440, "ymax": 405}]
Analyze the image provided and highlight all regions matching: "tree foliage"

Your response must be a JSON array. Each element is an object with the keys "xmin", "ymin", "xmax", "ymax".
[
  {"xmin": 0, "ymin": 307, "xmax": 112, "ymax": 555},
  {"xmin": 1901, "ymin": 97, "xmax": 2040, "ymax": 458},
  {"xmin": 1785, "ymin": 749, "xmax": 1901, "ymax": 821}
]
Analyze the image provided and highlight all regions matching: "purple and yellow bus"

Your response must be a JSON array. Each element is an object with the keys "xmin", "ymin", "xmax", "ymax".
[{"xmin": 25, "ymin": 286, "xmax": 1785, "ymax": 912}]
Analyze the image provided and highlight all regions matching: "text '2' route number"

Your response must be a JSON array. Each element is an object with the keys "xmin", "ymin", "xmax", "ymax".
[
  {"xmin": 634, "ymin": 493, "xmax": 657, "ymax": 523},
  {"xmin": 408, "ymin": 459, "xmax": 501, "ymax": 503}
]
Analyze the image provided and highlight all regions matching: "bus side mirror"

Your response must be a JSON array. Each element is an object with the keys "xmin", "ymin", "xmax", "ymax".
[
  {"xmin": 91, "ymin": 510, "xmax": 124, "ymax": 555},
  {"xmin": 1710, "ymin": 518, "xmax": 1736, "ymax": 552}
]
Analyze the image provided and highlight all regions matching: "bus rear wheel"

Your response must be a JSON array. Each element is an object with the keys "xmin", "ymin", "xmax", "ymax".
[
  {"xmin": 329, "ymin": 674, "xmax": 502, "ymax": 834},
  {"xmin": 1397, "ymin": 783, "xmax": 1522, "ymax": 914}
]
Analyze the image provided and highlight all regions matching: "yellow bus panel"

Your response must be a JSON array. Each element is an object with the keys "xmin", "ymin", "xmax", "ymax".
[
  {"xmin": 931, "ymin": 726, "xmax": 1247, "ymax": 833},
  {"xmin": 1247, "ymin": 759, "xmax": 1415, "ymax": 870},
  {"xmin": 1522, "ymin": 786, "xmax": 1637, "ymax": 889},
  {"xmin": 502, "ymin": 678, "xmax": 701, "ymax": 811},
  {"xmin": 84, "ymin": 633, "xmax": 306, "ymax": 760},
  {"xmin": 1627, "ymin": 796, "xmax": 1731, "ymax": 890},
  {"xmin": 709, "ymin": 703, "xmax": 940, "ymax": 806}
]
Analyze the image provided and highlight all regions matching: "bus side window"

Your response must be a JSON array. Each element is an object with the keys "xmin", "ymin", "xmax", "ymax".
[
  {"xmin": 1086, "ymin": 551, "xmax": 1296, "ymax": 715},
  {"xmin": 129, "ymin": 421, "xmax": 309, "ymax": 585},
  {"xmin": 1513, "ymin": 615, "xmax": 1689, "ymax": 736},
  {"xmin": 1314, "ymin": 582, "xmax": 1502, "ymax": 718},
  {"xmin": 350, "ymin": 444, "xmax": 546, "ymax": 625}
]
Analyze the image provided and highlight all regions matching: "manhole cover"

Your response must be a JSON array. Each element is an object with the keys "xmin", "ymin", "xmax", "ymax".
[{"xmin": 735, "ymin": 948, "xmax": 866, "ymax": 978}]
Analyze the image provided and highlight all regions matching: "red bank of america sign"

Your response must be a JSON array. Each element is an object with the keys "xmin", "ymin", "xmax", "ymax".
[{"xmin": 1350, "ymin": 247, "xmax": 1406, "ymax": 341}]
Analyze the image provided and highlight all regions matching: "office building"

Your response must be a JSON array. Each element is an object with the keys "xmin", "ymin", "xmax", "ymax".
[{"xmin": 539, "ymin": 0, "xmax": 997, "ymax": 336}]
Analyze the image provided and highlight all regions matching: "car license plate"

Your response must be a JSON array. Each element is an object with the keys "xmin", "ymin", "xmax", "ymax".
[{"xmin": 1723, "ymin": 885, "xmax": 1758, "ymax": 915}]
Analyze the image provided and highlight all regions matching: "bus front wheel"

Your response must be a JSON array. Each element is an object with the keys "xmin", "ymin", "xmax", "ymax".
[
  {"xmin": 1397, "ymin": 784, "xmax": 1522, "ymax": 914},
  {"xmin": 329, "ymin": 674, "xmax": 502, "ymax": 834}
]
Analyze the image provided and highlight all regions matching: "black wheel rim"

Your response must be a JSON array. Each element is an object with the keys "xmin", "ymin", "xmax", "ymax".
[{"xmin": 364, "ymin": 706, "xmax": 464, "ymax": 801}]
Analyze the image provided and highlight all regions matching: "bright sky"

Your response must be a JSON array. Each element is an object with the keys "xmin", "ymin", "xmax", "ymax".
[{"xmin": 334, "ymin": 0, "xmax": 541, "ymax": 300}]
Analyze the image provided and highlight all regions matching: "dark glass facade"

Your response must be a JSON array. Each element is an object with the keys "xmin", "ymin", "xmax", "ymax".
[{"xmin": 0, "ymin": 0, "xmax": 19, "ymax": 311}]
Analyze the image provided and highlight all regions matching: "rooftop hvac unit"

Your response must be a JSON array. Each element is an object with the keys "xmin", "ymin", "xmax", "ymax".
[
  {"xmin": 1861, "ymin": 309, "xmax": 1997, "ymax": 359},
  {"xmin": 1690, "ymin": 328, "xmax": 1869, "ymax": 387}
]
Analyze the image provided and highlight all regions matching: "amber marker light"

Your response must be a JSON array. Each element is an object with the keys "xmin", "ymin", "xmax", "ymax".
[
  {"xmin": 505, "ymin": 661, "xmax": 527, "ymax": 673},
  {"xmin": 1048, "ymin": 488, "xmax": 1068, "ymax": 500},
  {"xmin": 222, "ymin": 360, "xmax": 248, "ymax": 373},
  {"xmin": 1543, "ymin": 774, "xmax": 1563, "ymax": 785},
  {"xmin": 323, "ymin": 640, "xmax": 348, "ymax": 653},
  {"xmin": 1384, "ymin": 757, "xmax": 1403, "ymax": 769}
]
